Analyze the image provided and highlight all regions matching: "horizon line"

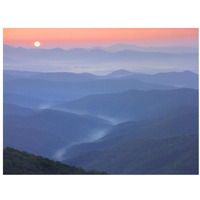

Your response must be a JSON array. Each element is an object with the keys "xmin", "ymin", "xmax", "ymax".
[
  {"xmin": 3, "ymin": 43, "xmax": 198, "ymax": 51},
  {"xmin": 3, "ymin": 69, "xmax": 198, "ymax": 75}
]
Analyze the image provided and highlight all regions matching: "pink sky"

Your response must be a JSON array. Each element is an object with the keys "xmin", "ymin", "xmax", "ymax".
[{"xmin": 4, "ymin": 28, "xmax": 198, "ymax": 49}]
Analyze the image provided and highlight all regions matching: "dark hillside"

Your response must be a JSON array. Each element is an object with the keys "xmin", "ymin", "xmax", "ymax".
[{"xmin": 3, "ymin": 147, "xmax": 106, "ymax": 174}]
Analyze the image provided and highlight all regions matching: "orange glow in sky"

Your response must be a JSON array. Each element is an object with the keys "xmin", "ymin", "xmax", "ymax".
[{"xmin": 3, "ymin": 28, "xmax": 198, "ymax": 49}]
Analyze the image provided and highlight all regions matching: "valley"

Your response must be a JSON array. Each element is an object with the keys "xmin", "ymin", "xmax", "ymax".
[{"xmin": 3, "ymin": 69, "xmax": 199, "ymax": 174}]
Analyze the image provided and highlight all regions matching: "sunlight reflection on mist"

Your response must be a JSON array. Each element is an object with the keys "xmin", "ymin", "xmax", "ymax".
[{"xmin": 52, "ymin": 128, "xmax": 110, "ymax": 161}]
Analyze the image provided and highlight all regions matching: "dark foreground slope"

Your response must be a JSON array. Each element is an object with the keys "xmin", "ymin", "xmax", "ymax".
[
  {"xmin": 3, "ymin": 147, "xmax": 106, "ymax": 174},
  {"xmin": 65, "ymin": 134, "xmax": 198, "ymax": 174}
]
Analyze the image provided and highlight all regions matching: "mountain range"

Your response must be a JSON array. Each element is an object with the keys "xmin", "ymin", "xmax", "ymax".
[
  {"xmin": 3, "ymin": 69, "xmax": 199, "ymax": 174},
  {"xmin": 63, "ymin": 105, "xmax": 198, "ymax": 174},
  {"xmin": 62, "ymin": 105, "xmax": 198, "ymax": 158},
  {"xmin": 65, "ymin": 134, "xmax": 198, "ymax": 174},
  {"xmin": 4, "ymin": 70, "xmax": 198, "ymax": 108},
  {"xmin": 93, "ymin": 43, "xmax": 198, "ymax": 54},
  {"xmin": 3, "ymin": 72, "xmax": 176, "ymax": 104},
  {"xmin": 4, "ymin": 44, "xmax": 198, "ymax": 73},
  {"xmin": 55, "ymin": 88, "xmax": 198, "ymax": 122}
]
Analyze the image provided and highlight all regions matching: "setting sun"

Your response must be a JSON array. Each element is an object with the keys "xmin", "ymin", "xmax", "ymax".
[{"xmin": 34, "ymin": 41, "xmax": 41, "ymax": 47}]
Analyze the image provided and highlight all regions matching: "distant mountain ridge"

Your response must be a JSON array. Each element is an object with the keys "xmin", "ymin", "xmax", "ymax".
[
  {"xmin": 4, "ymin": 43, "xmax": 198, "ymax": 54},
  {"xmin": 97, "ymin": 43, "xmax": 198, "ymax": 54},
  {"xmin": 130, "ymin": 70, "xmax": 198, "ymax": 89},
  {"xmin": 4, "ymin": 69, "xmax": 198, "ymax": 89},
  {"xmin": 4, "ymin": 70, "xmax": 100, "ymax": 82},
  {"xmin": 5, "ymin": 44, "xmax": 196, "ymax": 62},
  {"xmin": 4, "ymin": 44, "xmax": 198, "ymax": 73},
  {"xmin": 4, "ymin": 73, "xmax": 175, "ymax": 103},
  {"xmin": 105, "ymin": 69, "xmax": 133, "ymax": 78}
]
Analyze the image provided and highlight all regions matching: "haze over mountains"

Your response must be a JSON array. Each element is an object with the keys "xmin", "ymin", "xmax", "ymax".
[
  {"xmin": 4, "ymin": 44, "xmax": 198, "ymax": 73},
  {"xmin": 3, "ymin": 70, "xmax": 198, "ymax": 107},
  {"xmin": 4, "ymin": 109, "xmax": 111, "ymax": 159},
  {"xmin": 3, "ymin": 71, "xmax": 175, "ymax": 105},
  {"xmin": 3, "ymin": 42, "xmax": 199, "ymax": 174},
  {"xmin": 65, "ymin": 134, "xmax": 198, "ymax": 174},
  {"xmin": 56, "ymin": 88, "xmax": 198, "ymax": 122},
  {"xmin": 96, "ymin": 43, "xmax": 198, "ymax": 54}
]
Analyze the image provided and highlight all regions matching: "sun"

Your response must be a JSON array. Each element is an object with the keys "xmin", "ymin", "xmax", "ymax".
[{"xmin": 34, "ymin": 41, "xmax": 41, "ymax": 47}]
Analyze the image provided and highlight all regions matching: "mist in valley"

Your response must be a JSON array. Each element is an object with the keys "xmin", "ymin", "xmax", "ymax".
[{"xmin": 52, "ymin": 127, "xmax": 111, "ymax": 161}]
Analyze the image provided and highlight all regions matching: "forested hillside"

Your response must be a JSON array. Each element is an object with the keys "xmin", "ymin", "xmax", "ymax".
[
  {"xmin": 3, "ymin": 147, "xmax": 106, "ymax": 174},
  {"xmin": 65, "ymin": 134, "xmax": 198, "ymax": 174}
]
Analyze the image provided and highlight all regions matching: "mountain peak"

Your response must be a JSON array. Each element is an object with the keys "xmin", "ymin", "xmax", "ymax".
[{"xmin": 107, "ymin": 69, "xmax": 133, "ymax": 77}]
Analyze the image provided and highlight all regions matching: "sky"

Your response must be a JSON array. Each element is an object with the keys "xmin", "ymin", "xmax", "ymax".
[{"xmin": 3, "ymin": 28, "xmax": 198, "ymax": 49}]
